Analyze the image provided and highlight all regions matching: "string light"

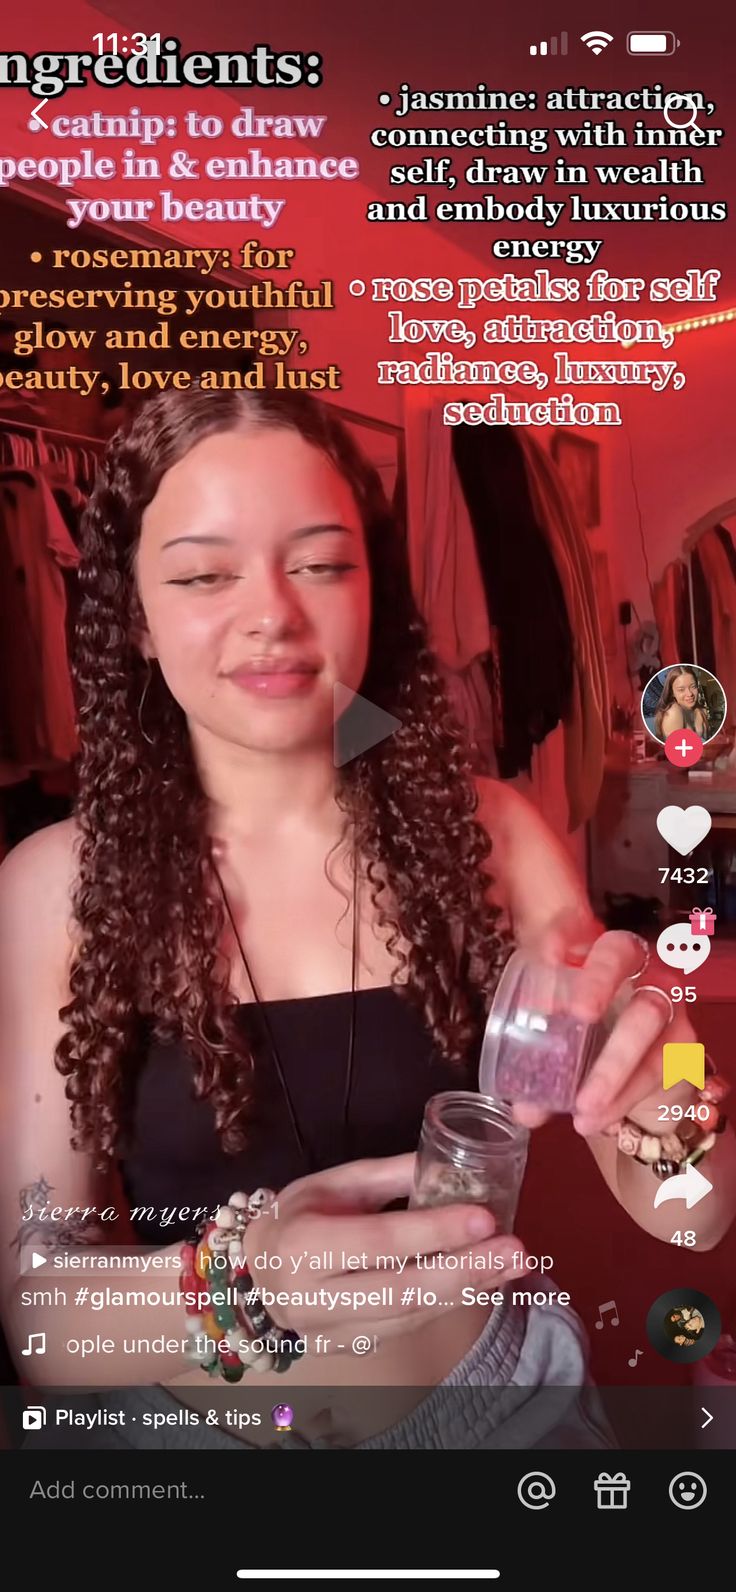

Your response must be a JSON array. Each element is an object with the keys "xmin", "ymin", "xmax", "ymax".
[
  {"xmin": 620, "ymin": 306, "xmax": 736, "ymax": 348},
  {"xmin": 666, "ymin": 308, "xmax": 736, "ymax": 335}
]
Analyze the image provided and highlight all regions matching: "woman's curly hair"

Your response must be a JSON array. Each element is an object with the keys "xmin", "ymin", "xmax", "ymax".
[{"xmin": 55, "ymin": 386, "xmax": 508, "ymax": 1165}]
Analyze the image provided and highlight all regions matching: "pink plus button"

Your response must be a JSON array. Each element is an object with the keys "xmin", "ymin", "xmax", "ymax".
[{"xmin": 664, "ymin": 727, "xmax": 703, "ymax": 767}]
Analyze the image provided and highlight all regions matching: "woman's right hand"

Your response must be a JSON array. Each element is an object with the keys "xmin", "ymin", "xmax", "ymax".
[{"xmin": 243, "ymin": 1154, "xmax": 526, "ymax": 1347}]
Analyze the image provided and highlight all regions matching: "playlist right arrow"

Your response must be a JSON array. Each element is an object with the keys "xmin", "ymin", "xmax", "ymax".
[{"xmin": 701, "ymin": 1408, "xmax": 713, "ymax": 1429}]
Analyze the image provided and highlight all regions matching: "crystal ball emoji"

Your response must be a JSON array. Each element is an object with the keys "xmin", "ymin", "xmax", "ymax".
[{"xmin": 271, "ymin": 1403, "xmax": 293, "ymax": 1431}]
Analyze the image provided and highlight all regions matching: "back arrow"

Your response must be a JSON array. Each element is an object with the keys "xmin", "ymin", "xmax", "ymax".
[
  {"xmin": 29, "ymin": 99, "xmax": 50, "ymax": 128},
  {"xmin": 701, "ymin": 1408, "xmax": 713, "ymax": 1429}
]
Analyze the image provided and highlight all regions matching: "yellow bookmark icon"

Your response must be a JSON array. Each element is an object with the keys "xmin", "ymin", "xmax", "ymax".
[{"xmin": 662, "ymin": 1041, "xmax": 706, "ymax": 1090}]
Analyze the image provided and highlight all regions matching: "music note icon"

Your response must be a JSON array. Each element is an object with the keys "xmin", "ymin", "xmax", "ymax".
[
  {"xmin": 628, "ymin": 1349, "xmax": 643, "ymax": 1368},
  {"xmin": 21, "ymin": 1331, "xmax": 46, "ymax": 1356},
  {"xmin": 595, "ymin": 1300, "xmax": 620, "ymax": 1330}
]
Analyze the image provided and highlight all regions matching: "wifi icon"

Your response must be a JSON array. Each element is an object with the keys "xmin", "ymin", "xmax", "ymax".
[{"xmin": 581, "ymin": 30, "xmax": 614, "ymax": 54}]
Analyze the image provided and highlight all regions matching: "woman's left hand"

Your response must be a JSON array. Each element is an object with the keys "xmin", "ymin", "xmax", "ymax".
[{"xmin": 511, "ymin": 911, "xmax": 697, "ymax": 1138}]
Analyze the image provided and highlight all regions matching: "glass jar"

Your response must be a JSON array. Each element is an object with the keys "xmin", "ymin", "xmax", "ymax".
[
  {"xmin": 409, "ymin": 1091, "xmax": 529, "ymax": 1234},
  {"xmin": 479, "ymin": 948, "xmax": 631, "ymax": 1114}
]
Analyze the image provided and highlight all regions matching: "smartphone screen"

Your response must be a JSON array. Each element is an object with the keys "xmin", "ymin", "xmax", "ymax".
[{"xmin": 0, "ymin": 1, "xmax": 733, "ymax": 1580}]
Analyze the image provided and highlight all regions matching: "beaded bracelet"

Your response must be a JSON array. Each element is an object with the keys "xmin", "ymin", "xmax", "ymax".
[
  {"xmin": 180, "ymin": 1240, "xmax": 221, "ymax": 1375},
  {"xmin": 608, "ymin": 1065, "xmax": 730, "ymax": 1180},
  {"xmin": 614, "ymin": 1111, "xmax": 727, "ymax": 1178},
  {"xmin": 179, "ymin": 1188, "xmax": 305, "ymax": 1381}
]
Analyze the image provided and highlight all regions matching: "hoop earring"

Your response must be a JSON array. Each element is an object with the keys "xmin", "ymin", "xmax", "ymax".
[{"xmin": 137, "ymin": 664, "xmax": 156, "ymax": 747}]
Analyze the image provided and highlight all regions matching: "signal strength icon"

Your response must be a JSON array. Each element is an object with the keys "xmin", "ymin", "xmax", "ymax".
[
  {"xmin": 529, "ymin": 33, "xmax": 569, "ymax": 55},
  {"xmin": 581, "ymin": 30, "xmax": 614, "ymax": 54}
]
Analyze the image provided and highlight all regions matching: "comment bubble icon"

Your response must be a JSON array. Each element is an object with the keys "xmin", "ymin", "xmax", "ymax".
[{"xmin": 656, "ymin": 923, "xmax": 711, "ymax": 976}]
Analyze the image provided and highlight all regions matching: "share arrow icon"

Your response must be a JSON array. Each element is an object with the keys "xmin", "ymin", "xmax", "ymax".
[{"xmin": 653, "ymin": 1161, "xmax": 713, "ymax": 1210}]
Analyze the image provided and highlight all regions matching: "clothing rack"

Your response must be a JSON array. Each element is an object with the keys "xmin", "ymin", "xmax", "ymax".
[
  {"xmin": 0, "ymin": 414, "xmax": 105, "ymax": 450},
  {"xmin": 0, "ymin": 413, "xmax": 91, "ymax": 788},
  {"xmin": 0, "ymin": 413, "xmax": 103, "ymax": 494}
]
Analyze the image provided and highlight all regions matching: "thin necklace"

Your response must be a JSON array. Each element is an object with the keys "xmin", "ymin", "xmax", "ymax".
[{"xmin": 211, "ymin": 855, "xmax": 359, "ymax": 1176}]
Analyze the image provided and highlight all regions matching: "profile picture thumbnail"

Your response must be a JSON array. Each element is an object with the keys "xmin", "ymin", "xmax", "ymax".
[
  {"xmin": 662, "ymin": 1305, "xmax": 705, "ymax": 1348},
  {"xmin": 646, "ymin": 1287, "xmax": 721, "ymax": 1364},
  {"xmin": 641, "ymin": 662, "xmax": 727, "ymax": 745}
]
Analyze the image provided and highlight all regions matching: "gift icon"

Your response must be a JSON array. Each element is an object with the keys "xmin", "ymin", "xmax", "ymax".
[
  {"xmin": 594, "ymin": 1471, "xmax": 631, "ymax": 1510},
  {"xmin": 689, "ymin": 908, "xmax": 716, "ymax": 936}
]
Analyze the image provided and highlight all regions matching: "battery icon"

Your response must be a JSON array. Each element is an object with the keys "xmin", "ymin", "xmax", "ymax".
[{"xmin": 627, "ymin": 30, "xmax": 680, "ymax": 54}]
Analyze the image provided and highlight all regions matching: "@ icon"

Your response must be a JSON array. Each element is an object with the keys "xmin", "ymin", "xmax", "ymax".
[{"xmin": 517, "ymin": 1471, "xmax": 556, "ymax": 1509}]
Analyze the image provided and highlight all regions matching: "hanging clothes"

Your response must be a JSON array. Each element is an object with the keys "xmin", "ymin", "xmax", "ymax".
[
  {"xmin": 652, "ymin": 560, "xmax": 691, "ymax": 667},
  {"xmin": 515, "ymin": 433, "xmax": 610, "ymax": 831},
  {"xmin": 690, "ymin": 548, "xmax": 717, "ymax": 676},
  {"xmin": 403, "ymin": 400, "xmax": 499, "ymax": 770},
  {"xmin": 0, "ymin": 469, "xmax": 80, "ymax": 766},
  {"xmin": 715, "ymin": 523, "xmax": 736, "ymax": 583},
  {"xmin": 0, "ymin": 507, "xmax": 39, "ymax": 766},
  {"xmin": 451, "ymin": 425, "xmax": 575, "ymax": 782},
  {"xmin": 404, "ymin": 401, "xmax": 492, "ymax": 667},
  {"xmin": 693, "ymin": 528, "xmax": 736, "ymax": 725}
]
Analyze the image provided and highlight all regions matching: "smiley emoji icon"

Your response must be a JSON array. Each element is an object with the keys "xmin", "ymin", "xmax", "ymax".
[{"xmin": 669, "ymin": 1472, "xmax": 707, "ymax": 1510}]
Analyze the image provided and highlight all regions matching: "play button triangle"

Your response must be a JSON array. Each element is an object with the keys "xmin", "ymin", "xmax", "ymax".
[{"xmin": 333, "ymin": 683, "xmax": 401, "ymax": 767}]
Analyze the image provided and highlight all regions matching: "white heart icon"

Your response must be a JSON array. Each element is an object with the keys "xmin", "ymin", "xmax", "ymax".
[{"xmin": 656, "ymin": 805, "xmax": 712, "ymax": 857}]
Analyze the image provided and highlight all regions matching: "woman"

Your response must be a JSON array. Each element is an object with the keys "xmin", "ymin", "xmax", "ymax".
[
  {"xmin": 665, "ymin": 1308, "xmax": 705, "ymax": 1348},
  {"xmin": 654, "ymin": 666, "xmax": 710, "ymax": 741},
  {"xmin": 1, "ymin": 389, "xmax": 734, "ymax": 1451}
]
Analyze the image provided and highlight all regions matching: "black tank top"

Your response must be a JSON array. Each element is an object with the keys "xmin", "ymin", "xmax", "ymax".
[{"xmin": 120, "ymin": 989, "xmax": 479, "ymax": 1244}]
